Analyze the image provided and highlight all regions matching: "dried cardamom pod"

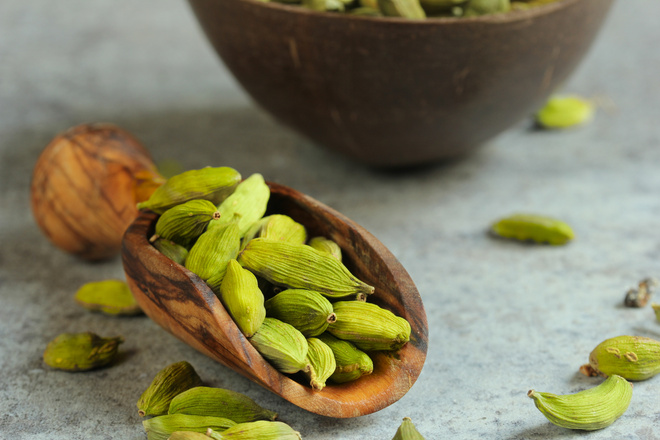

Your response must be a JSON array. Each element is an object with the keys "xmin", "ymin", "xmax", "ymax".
[
  {"xmin": 209, "ymin": 174, "xmax": 270, "ymax": 237},
  {"xmin": 248, "ymin": 317, "xmax": 310, "ymax": 374},
  {"xmin": 167, "ymin": 432, "xmax": 211, "ymax": 440},
  {"xmin": 142, "ymin": 414, "xmax": 236, "ymax": 440},
  {"xmin": 463, "ymin": 0, "xmax": 510, "ymax": 16},
  {"xmin": 392, "ymin": 417, "xmax": 425, "ymax": 440},
  {"xmin": 308, "ymin": 236, "xmax": 341, "ymax": 262},
  {"xmin": 168, "ymin": 386, "xmax": 277, "ymax": 422},
  {"xmin": 137, "ymin": 166, "xmax": 241, "ymax": 214},
  {"xmin": 304, "ymin": 337, "xmax": 336, "ymax": 391},
  {"xmin": 317, "ymin": 333, "xmax": 373, "ymax": 383},
  {"xmin": 328, "ymin": 301, "xmax": 411, "ymax": 351},
  {"xmin": 137, "ymin": 361, "xmax": 203, "ymax": 417},
  {"xmin": 238, "ymin": 238, "xmax": 374, "ymax": 300},
  {"xmin": 43, "ymin": 332, "xmax": 123, "ymax": 372},
  {"xmin": 219, "ymin": 260, "xmax": 266, "ymax": 338},
  {"xmin": 74, "ymin": 279, "xmax": 142, "ymax": 316},
  {"xmin": 206, "ymin": 421, "xmax": 302, "ymax": 440},
  {"xmin": 490, "ymin": 213, "xmax": 575, "ymax": 245},
  {"xmin": 242, "ymin": 214, "xmax": 307, "ymax": 249},
  {"xmin": 152, "ymin": 237, "xmax": 189, "ymax": 266},
  {"xmin": 185, "ymin": 222, "xmax": 241, "ymax": 282},
  {"xmin": 378, "ymin": 0, "xmax": 426, "ymax": 18},
  {"xmin": 528, "ymin": 375, "xmax": 633, "ymax": 430},
  {"xmin": 535, "ymin": 95, "xmax": 594, "ymax": 129},
  {"xmin": 623, "ymin": 277, "xmax": 658, "ymax": 308},
  {"xmin": 585, "ymin": 335, "xmax": 660, "ymax": 381},
  {"xmin": 151, "ymin": 199, "xmax": 220, "ymax": 246},
  {"xmin": 264, "ymin": 289, "xmax": 336, "ymax": 337}
]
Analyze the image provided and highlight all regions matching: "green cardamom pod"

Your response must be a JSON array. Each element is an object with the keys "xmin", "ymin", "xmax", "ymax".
[
  {"xmin": 185, "ymin": 222, "xmax": 241, "ymax": 282},
  {"xmin": 378, "ymin": 0, "xmax": 426, "ymax": 18},
  {"xmin": 208, "ymin": 174, "xmax": 270, "ymax": 237},
  {"xmin": 219, "ymin": 260, "xmax": 266, "ymax": 338},
  {"xmin": 137, "ymin": 361, "xmax": 203, "ymax": 417},
  {"xmin": 308, "ymin": 236, "xmax": 342, "ymax": 262},
  {"xmin": 167, "ymin": 432, "xmax": 211, "ymax": 440},
  {"xmin": 43, "ymin": 332, "xmax": 123, "ymax": 372},
  {"xmin": 152, "ymin": 238, "xmax": 189, "ymax": 266},
  {"xmin": 137, "ymin": 166, "xmax": 242, "ymax": 214},
  {"xmin": 304, "ymin": 337, "xmax": 336, "ymax": 391},
  {"xmin": 242, "ymin": 214, "xmax": 307, "ymax": 249},
  {"xmin": 168, "ymin": 386, "xmax": 277, "ymax": 422},
  {"xmin": 490, "ymin": 213, "xmax": 575, "ymax": 245},
  {"xmin": 248, "ymin": 317, "xmax": 310, "ymax": 374},
  {"xmin": 238, "ymin": 238, "xmax": 374, "ymax": 300},
  {"xmin": 328, "ymin": 301, "xmax": 411, "ymax": 352},
  {"xmin": 74, "ymin": 279, "xmax": 142, "ymax": 316},
  {"xmin": 317, "ymin": 333, "xmax": 373, "ymax": 383},
  {"xmin": 392, "ymin": 417, "xmax": 425, "ymax": 440},
  {"xmin": 142, "ymin": 414, "xmax": 236, "ymax": 440},
  {"xmin": 535, "ymin": 95, "xmax": 594, "ymax": 130},
  {"xmin": 151, "ymin": 199, "xmax": 220, "ymax": 246},
  {"xmin": 463, "ymin": 0, "xmax": 510, "ymax": 16},
  {"xmin": 206, "ymin": 421, "xmax": 302, "ymax": 440},
  {"xmin": 586, "ymin": 335, "xmax": 660, "ymax": 381},
  {"xmin": 264, "ymin": 289, "xmax": 336, "ymax": 337},
  {"xmin": 528, "ymin": 375, "xmax": 633, "ymax": 430}
]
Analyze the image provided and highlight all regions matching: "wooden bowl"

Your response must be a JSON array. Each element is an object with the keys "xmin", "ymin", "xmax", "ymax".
[
  {"xmin": 186, "ymin": 0, "xmax": 614, "ymax": 167},
  {"xmin": 121, "ymin": 182, "xmax": 428, "ymax": 418}
]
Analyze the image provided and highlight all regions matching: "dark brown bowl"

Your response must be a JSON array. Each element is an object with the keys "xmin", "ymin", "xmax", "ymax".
[
  {"xmin": 122, "ymin": 182, "xmax": 428, "ymax": 418},
  {"xmin": 187, "ymin": 0, "xmax": 614, "ymax": 167}
]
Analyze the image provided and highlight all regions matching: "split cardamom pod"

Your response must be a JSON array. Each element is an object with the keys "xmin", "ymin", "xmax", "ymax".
[
  {"xmin": 43, "ymin": 332, "xmax": 123, "ymax": 372},
  {"xmin": 219, "ymin": 260, "xmax": 266, "ymax": 338},
  {"xmin": 74, "ymin": 279, "xmax": 142, "ymax": 316},
  {"xmin": 152, "ymin": 237, "xmax": 189, "ymax": 265},
  {"xmin": 209, "ymin": 173, "xmax": 270, "ymax": 237},
  {"xmin": 264, "ymin": 289, "xmax": 336, "ymax": 337},
  {"xmin": 304, "ymin": 337, "xmax": 336, "ymax": 391},
  {"xmin": 328, "ymin": 301, "xmax": 411, "ymax": 351},
  {"xmin": 168, "ymin": 386, "xmax": 277, "ymax": 423},
  {"xmin": 528, "ymin": 375, "xmax": 633, "ymax": 431},
  {"xmin": 242, "ymin": 214, "xmax": 307, "ymax": 249},
  {"xmin": 392, "ymin": 417, "xmax": 425, "ymax": 440},
  {"xmin": 142, "ymin": 414, "xmax": 236, "ymax": 440},
  {"xmin": 137, "ymin": 361, "xmax": 203, "ymax": 417},
  {"xmin": 586, "ymin": 335, "xmax": 660, "ymax": 381},
  {"xmin": 308, "ymin": 236, "xmax": 342, "ymax": 261},
  {"xmin": 238, "ymin": 238, "xmax": 374, "ymax": 300},
  {"xmin": 137, "ymin": 166, "xmax": 241, "ymax": 214},
  {"xmin": 317, "ymin": 333, "xmax": 373, "ymax": 383},
  {"xmin": 248, "ymin": 317, "xmax": 310, "ymax": 374},
  {"xmin": 185, "ymin": 222, "xmax": 241, "ymax": 283},
  {"xmin": 152, "ymin": 199, "xmax": 220, "ymax": 246},
  {"xmin": 490, "ymin": 213, "xmax": 575, "ymax": 245},
  {"xmin": 206, "ymin": 421, "xmax": 302, "ymax": 440}
]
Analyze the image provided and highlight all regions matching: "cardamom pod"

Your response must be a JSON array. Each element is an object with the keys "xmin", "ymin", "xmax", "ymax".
[
  {"xmin": 528, "ymin": 375, "xmax": 633, "ymax": 430},
  {"xmin": 490, "ymin": 213, "xmax": 575, "ymax": 245},
  {"xmin": 242, "ymin": 214, "xmax": 307, "ymax": 249},
  {"xmin": 206, "ymin": 421, "xmax": 302, "ymax": 440},
  {"xmin": 142, "ymin": 414, "xmax": 236, "ymax": 440},
  {"xmin": 304, "ymin": 337, "xmax": 336, "ymax": 391},
  {"xmin": 74, "ymin": 279, "xmax": 142, "ymax": 316},
  {"xmin": 328, "ymin": 301, "xmax": 411, "ymax": 352},
  {"xmin": 463, "ymin": 0, "xmax": 510, "ymax": 16},
  {"xmin": 624, "ymin": 277, "xmax": 657, "ymax": 308},
  {"xmin": 43, "ymin": 332, "xmax": 123, "ymax": 372},
  {"xmin": 185, "ymin": 222, "xmax": 241, "ymax": 282},
  {"xmin": 317, "ymin": 333, "xmax": 373, "ymax": 383},
  {"xmin": 264, "ymin": 289, "xmax": 336, "ymax": 337},
  {"xmin": 167, "ymin": 432, "xmax": 211, "ymax": 440},
  {"xmin": 209, "ymin": 174, "xmax": 270, "ymax": 237},
  {"xmin": 348, "ymin": 6, "xmax": 383, "ymax": 15},
  {"xmin": 168, "ymin": 386, "xmax": 277, "ymax": 422},
  {"xmin": 151, "ymin": 199, "xmax": 220, "ymax": 246},
  {"xmin": 302, "ymin": 0, "xmax": 345, "ymax": 12},
  {"xmin": 219, "ymin": 260, "xmax": 266, "ymax": 338},
  {"xmin": 137, "ymin": 361, "xmax": 203, "ymax": 417},
  {"xmin": 152, "ymin": 237, "xmax": 189, "ymax": 266},
  {"xmin": 238, "ymin": 238, "xmax": 374, "ymax": 300},
  {"xmin": 535, "ymin": 95, "xmax": 594, "ymax": 130},
  {"xmin": 586, "ymin": 335, "xmax": 660, "ymax": 381},
  {"xmin": 248, "ymin": 317, "xmax": 310, "ymax": 374},
  {"xmin": 308, "ymin": 236, "xmax": 342, "ymax": 262},
  {"xmin": 378, "ymin": 0, "xmax": 426, "ymax": 18},
  {"xmin": 392, "ymin": 417, "xmax": 426, "ymax": 440},
  {"xmin": 137, "ymin": 166, "xmax": 241, "ymax": 214}
]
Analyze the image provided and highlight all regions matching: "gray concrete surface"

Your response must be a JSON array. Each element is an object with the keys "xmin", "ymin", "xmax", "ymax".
[{"xmin": 2, "ymin": 0, "xmax": 660, "ymax": 439}]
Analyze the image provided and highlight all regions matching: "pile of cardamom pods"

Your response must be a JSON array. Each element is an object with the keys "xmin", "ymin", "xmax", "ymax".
[
  {"xmin": 140, "ymin": 166, "xmax": 411, "ymax": 391},
  {"xmin": 258, "ymin": 0, "xmax": 560, "ymax": 20}
]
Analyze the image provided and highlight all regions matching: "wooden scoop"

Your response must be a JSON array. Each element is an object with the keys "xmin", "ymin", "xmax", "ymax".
[{"xmin": 122, "ymin": 181, "xmax": 428, "ymax": 418}]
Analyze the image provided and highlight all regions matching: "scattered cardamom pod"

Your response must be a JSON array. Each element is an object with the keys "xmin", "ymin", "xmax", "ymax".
[
  {"xmin": 585, "ymin": 335, "xmax": 660, "ymax": 381},
  {"xmin": 137, "ymin": 166, "xmax": 242, "ymax": 214},
  {"xmin": 206, "ymin": 421, "xmax": 302, "ymax": 440},
  {"xmin": 151, "ymin": 199, "xmax": 220, "ymax": 246},
  {"xmin": 168, "ymin": 386, "xmax": 277, "ymax": 422},
  {"xmin": 304, "ymin": 337, "xmax": 336, "ymax": 391},
  {"xmin": 43, "ymin": 332, "xmax": 123, "ymax": 372},
  {"xmin": 248, "ymin": 317, "xmax": 310, "ymax": 374},
  {"xmin": 392, "ymin": 417, "xmax": 425, "ymax": 440},
  {"xmin": 308, "ymin": 236, "xmax": 342, "ymax": 262},
  {"xmin": 219, "ymin": 260, "xmax": 266, "ymax": 338},
  {"xmin": 490, "ymin": 213, "xmax": 575, "ymax": 245},
  {"xmin": 167, "ymin": 432, "xmax": 211, "ymax": 440},
  {"xmin": 238, "ymin": 238, "xmax": 374, "ymax": 300},
  {"xmin": 264, "ymin": 289, "xmax": 336, "ymax": 337},
  {"xmin": 185, "ymin": 222, "xmax": 241, "ymax": 282},
  {"xmin": 74, "ymin": 279, "xmax": 142, "ymax": 316},
  {"xmin": 624, "ymin": 277, "xmax": 658, "ymax": 308},
  {"xmin": 528, "ymin": 375, "xmax": 633, "ymax": 430},
  {"xmin": 209, "ymin": 173, "xmax": 270, "ymax": 237},
  {"xmin": 317, "ymin": 333, "xmax": 373, "ymax": 383},
  {"xmin": 535, "ymin": 95, "xmax": 594, "ymax": 130},
  {"xmin": 137, "ymin": 361, "xmax": 203, "ymax": 417},
  {"xmin": 143, "ymin": 414, "xmax": 236, "ymax": 440},
  {"xmin": 152, "ymin": 237, "xmax": 189, "ymax": 265},
  {"xmin": 328, "ymin": 301, "xmax": 411, "ymax": 351}
]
